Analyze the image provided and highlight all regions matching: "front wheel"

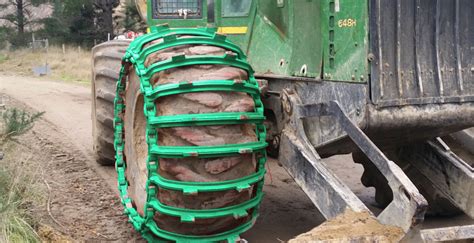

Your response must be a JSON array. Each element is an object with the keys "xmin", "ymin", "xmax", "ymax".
[{"xmin": 114, "ymin": 28, "xmax": 268, "ymax": 241}]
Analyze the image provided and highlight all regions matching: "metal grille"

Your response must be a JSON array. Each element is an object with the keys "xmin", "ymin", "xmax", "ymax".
[
  {"xmin": 369, "ymin": 0, "xmax": 474, "ymax": 107},
  {"xmin": 153, "ymin": 0, "xmax": 202, "ymax": 19}
]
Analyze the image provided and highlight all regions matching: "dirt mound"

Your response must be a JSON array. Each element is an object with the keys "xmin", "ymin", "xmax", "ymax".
[
  {"xmin": 37, "ymin": 224, "xmax": 72, "ymax": 242},
  {"xmin": 290, "ymin": 210, "xmax": 404, "ymax": 243}
]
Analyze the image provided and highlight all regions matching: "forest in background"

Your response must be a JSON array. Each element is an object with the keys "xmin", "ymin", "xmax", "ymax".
[{"xmin": 0, "ymin": 0, "xmax": 145, "ymax": 49}]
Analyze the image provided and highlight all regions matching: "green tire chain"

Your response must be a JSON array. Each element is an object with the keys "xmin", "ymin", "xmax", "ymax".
[{"xmin": 113, "ymin": 25, "xmax": 267, "ymax": 242}]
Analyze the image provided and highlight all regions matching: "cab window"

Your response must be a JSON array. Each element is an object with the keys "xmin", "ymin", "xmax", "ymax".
[
  {"xmin": 153, "ymin": 0, "xmax": 202, "ymax": 19},
  {"xmin": 222, "ymin": 0, "xmax": 252, "ymax": 17}
]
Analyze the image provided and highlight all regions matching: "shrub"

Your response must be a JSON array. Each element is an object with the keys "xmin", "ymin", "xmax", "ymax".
[{"xmin": 1, "ymin": 108, "xmax": 44, "ymax": 142}]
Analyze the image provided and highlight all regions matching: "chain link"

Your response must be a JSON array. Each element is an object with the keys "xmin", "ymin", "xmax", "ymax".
[{"xmin": 114, "ymin": 26, "xmax": 267, "ymax": 242}]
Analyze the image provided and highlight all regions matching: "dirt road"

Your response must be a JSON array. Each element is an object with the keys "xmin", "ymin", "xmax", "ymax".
[
  {"xmin": 0, "ymin": 74, "xmax": 327, "ymax": 241},
  {"xmin": 1, "ymin": 74, "xmax": 472, "ymax": 242}
]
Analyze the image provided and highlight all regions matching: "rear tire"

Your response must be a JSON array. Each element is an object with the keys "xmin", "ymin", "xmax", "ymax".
[
  {"xmin": 91, "ymin": 40, "xmax": 130, "ymax": 165},
  {"xmin": 123, "ymin": 44, "xmax": 258, "ymax": 235}
]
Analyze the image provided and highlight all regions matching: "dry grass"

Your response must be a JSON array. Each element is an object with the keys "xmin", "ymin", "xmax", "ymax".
[
  {"xmin": 0, "ymin": 108, "xmax": 46, "ymax": 243},
  {"xmin": 0, "ymin": 151, "xmax": 44, "ymax": 243},
  {"xmin": 0, "ymin": 46, "xmax": 91, "ymax": 83}
]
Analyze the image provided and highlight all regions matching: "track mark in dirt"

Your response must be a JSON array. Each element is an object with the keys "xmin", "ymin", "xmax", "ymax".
[
  {"xmin": 31, "ymin": 122, "xmax": 142, "ymax": 241},
  {"xmin": 1, "ymin": 94, "xmax": 143, "ymax": 241}
]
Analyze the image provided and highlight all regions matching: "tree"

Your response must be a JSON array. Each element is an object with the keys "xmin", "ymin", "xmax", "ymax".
[
  {"xmin": 121, "ymin": 0, "xmax": 146, "ymax": 33},
  {"xmin": 0, "ymin": 0, "xmax": 50, "ymax": 34},
  {"xmin": 0, "ymin": 26, "xmax": 10, "ymax": 49},
  {"xmin": 0, "ymin": 0, "xmax": 51, "ymax": 47},
  {"xmin": 67, "ymin": 1, "xmax": 97, "ymax": 46},
  {"xmin": 1, "ymin": 0, "xmax": 125, "ymax": 48},
  {"xmin": 93, "ymin": 0, "xmax": 118, "ymax": 38},
  {"xmin": 39, "ymin": 0, "xmax": 114, "ymax": 47}
]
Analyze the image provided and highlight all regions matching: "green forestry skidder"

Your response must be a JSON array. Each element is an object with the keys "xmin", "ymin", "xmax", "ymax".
[{"xmin": 91, "ymin": 0, "xmax": 474, "ymax": 241}]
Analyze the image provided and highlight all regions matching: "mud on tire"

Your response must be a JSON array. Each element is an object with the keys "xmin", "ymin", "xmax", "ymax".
[
  {"xmin": 91, "ymin": 40, "xmax": 130, "ymax": 165},
  {"xmin": 123, "ymin": 43, "xmax": 258, "ymax": 235}
]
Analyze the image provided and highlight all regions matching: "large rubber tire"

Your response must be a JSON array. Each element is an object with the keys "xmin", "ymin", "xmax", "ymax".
[
  {"xmin": 354, "ymin": 149, "xmax": 462, "ymax": 216},
  {"xmin": 91, "ymin": 40, "xmax": 130, "ymax": 165},
  {"xmin": 123, "ymin": 44, "xmax": 258, "ymax": 235}
]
